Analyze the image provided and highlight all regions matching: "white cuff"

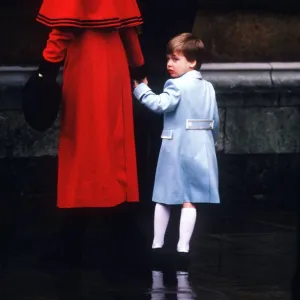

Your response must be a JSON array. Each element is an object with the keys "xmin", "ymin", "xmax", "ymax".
[{"xmin": 133, "ymin": 83, "xmax": 151, "ymax": 101}]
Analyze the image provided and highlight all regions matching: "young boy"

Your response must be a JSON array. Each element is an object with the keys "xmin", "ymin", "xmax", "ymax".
[{"xmin": 133, "ymin": 33, "xmax": 220, "ymax": 271}]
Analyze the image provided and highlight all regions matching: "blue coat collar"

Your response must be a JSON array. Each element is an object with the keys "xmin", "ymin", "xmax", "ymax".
[{"xmin": 179, "ymin": 70, "xmax": 202, "ymax": 80}]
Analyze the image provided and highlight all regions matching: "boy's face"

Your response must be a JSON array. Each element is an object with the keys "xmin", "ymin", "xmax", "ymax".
[{"xmin": 166, "ymin": 51, "xmax": 196, "ymax": 78}]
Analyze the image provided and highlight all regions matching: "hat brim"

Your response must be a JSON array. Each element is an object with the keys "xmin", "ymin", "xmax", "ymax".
[{"xmin": 22, "ymin": 74, "xmax": 61, "ymax": 132}]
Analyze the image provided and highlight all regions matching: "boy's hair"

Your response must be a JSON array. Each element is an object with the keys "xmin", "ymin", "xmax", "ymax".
[{"xmin": 167, "ymin": 33, "xmax": 205, "ymax": 69}]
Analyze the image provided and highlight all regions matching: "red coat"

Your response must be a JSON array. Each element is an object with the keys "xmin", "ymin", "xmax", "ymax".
[{"xmin": 38, "ymin": 0, "xmax": 144, "ymax": 208}]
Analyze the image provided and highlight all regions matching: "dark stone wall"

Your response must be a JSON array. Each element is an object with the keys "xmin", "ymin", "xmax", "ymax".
[
  {"xmin": 194, "ymin": 10, "xmax": 300, "ymax": 62},
  {"xmin": 197, "ymin": 0, "xmax": 299, "ymax": 11}
]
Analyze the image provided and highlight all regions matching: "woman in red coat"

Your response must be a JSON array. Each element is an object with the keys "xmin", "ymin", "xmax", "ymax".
[{"xmin": 28, "ymin": 0, "xmax": 146, "ymax": 208}]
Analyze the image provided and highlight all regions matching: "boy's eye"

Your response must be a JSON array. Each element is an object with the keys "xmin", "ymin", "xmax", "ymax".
[
  {"xmin": 166, "ymin": 55, "xmax": 179, "ymax": 62},
  {"xmin": 171, "ymin": 55, "xmax": 180, "ymax": 60}
]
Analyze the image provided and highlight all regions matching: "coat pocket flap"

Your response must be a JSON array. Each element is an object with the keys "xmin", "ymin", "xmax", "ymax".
[
  {"xmin": 161, "ymin": 129, "xmax": 173, "ymax": 139},
  {"xmin": 186, "ymin": 119, "xmax": 214, "ymax": 130}
]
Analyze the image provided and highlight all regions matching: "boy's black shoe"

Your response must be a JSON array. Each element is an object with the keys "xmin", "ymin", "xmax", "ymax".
[
  {"xmin": 22, "ymin": 59, "xmax": 62, "ymax": 132},
  {"xmin": 151, "ymin": 248, "xmax": 177, "ymax": 275},
  {"xmin": 176, "ymin": 252, "xmax": 190, "ymax": 273},
  {"xmin": 151, "ymin": 248, "xmax": 166, "ymax": 271}
]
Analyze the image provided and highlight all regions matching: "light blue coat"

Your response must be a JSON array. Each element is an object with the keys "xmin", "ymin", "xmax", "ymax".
[{"xmin": 134, "ymin": 70, "xmax": 220, "ymax": 205}]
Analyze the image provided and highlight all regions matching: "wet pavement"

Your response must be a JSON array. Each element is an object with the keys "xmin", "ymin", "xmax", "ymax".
[{"xmin": 0, "ymin": 196, "xmax": 297, "ymax": 300}]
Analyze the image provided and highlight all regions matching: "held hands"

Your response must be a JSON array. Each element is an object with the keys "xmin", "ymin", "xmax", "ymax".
[
  {"xmin": 130, "ymin": 64, "xmax": 148, "ymax": 88},
  {"xmin": 133, "ymin": 77, "xmax": 148, "ymax": 89}
]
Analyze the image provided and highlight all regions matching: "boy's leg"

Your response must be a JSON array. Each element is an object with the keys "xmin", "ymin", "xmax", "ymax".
[
  {"xmin": 177, "ymin": 203, "xmax": 197, "ymax": 253},
  {"xmin": 152, "ymin": 203, "xmax": 171, "ymax": 249},
  {"xmin": 176, "ymin": 203, "xmax": 197, "ymax": 272}
]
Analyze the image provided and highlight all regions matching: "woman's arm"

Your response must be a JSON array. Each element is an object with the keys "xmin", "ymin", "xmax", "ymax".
[
  {"xmin": 119, "ymin": 27, "xmax": 146, "ymax": 81},
  {"xmin": 38, "ymin": 28, "xmax": 74, "ymax": 78}
]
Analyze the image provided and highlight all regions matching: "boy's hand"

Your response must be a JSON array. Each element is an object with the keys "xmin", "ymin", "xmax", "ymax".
[{"xmin": 133, "ymin": 77, "xmax": 148, "ymax": 89}]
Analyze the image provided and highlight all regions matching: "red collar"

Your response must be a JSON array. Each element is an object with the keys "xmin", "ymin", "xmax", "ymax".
[{"xmin": 37, "ymin": 0, "xmax": 143, "ymax": 28}]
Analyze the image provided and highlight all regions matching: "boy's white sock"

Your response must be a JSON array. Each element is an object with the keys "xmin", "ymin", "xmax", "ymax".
[
  {"xmin": 177, "ymin": 207, "xmax": 197, "ymax": 253},
  {"xmin": 152, "ymin": 203, "xmax": 171, "ymax": 249}
]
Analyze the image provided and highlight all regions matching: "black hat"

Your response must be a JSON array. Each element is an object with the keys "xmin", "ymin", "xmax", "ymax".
[{"xmin": 22, "ymin": 72, "xmax": 61, "ymax": 132}]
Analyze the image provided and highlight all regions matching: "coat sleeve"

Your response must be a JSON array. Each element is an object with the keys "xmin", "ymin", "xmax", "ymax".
[
  {"xmin": 119, "ymin": 27, "xmax": 146, "ymax": 80},
  {"xmin": 133, "ymin": 79, "xmax": 181, "ymax": 113},
  {"xmin": 42, "ymin": 28, "xmax": 75, "ymax": 63},
  {"xmin": 119, "ymin": 27, "xmax": 144, "ymax": 68}
]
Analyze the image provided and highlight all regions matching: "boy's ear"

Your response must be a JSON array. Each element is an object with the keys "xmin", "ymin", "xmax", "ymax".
[{"xmin": 189, "ymin": 60, "xmax": 197, "ymax": 69}]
